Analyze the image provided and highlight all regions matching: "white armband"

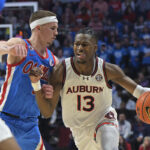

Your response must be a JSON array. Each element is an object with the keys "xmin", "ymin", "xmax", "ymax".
[
  {"xmin": 31, "ymin": 81, "xmax": 41, "ymax": 91},
  {"xmin": 133, "ymin": 85, "xmax": 150, "ymax": 98}
]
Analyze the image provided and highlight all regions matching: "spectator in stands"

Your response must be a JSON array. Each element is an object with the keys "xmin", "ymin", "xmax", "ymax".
[
  {"xmin": 128, "ymin": 38, "xmax": 142, "ymax": 77},
  {"xmin": 134, "ymin": 15, "xmax": 145, "ymax": 33},
  {"xmin": 123, "ymin": 5, "xmax": 136, "ymax": 23},
  {"xmin": 88, "ymin": 15, "xmax": 103, "ymax": 34},
  {"xmin": 141, "ymin": 34, "xmax": 150, "ymax": 74},
  {"xmin": 108, "ymin": 0, "xmax": 122, "ymax": 22},
  {"xmin": 111, "ymin": 39, "xmax": 127, "ymax": 69},
  {"xmin": 112, "ymin": 85, "xmax": 122, "ymax": 109},
  {"xmin": 139, "ymin": 136, "xmax": 150, "ymax": 150},
  {"xmin": 130, "ymin": 115, "xmax": 146, "ymax": 150},
  {"xmin": 121, "ymin": 0, "xmax": 135, "ymax": 13},
  {"xmin": 62, "ymin": 35, "xmax": 74, "ymax": 58},
  {"xmin": 119, "ymin": 135, "xmax": 132, "ymax": 150},
  {"xmin": 92, "ymin": 0, "xmax": 109, "ymax": 17},
  {"xmin": 135, "ymin": 0, "xmax": 150, "ymax": 15},
  {"xmin": 98, "ymin": 42, "xmax": 112, "ymax": 62},
  {"xmin": 62, "ymin": 6, "xmax": 75, "ymax": 28},
  {"xmin": 75, "ymin": 7, "xmax": 91, "ymax": 26},
  {"xmin": 78, "ymin": 0, "xmax": 91, "ymax": 14},
  {"xmin": 118, "ymin": 113, "xmax": 133, "ymax": 140}
]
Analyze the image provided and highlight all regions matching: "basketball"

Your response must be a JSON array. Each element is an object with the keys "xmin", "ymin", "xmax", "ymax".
[{"xmin": 136, "ymin": 91, "xmax": 150, "ymax": 124}]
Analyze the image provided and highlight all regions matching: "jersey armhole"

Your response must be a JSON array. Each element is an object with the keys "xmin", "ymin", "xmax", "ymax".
[
  {"xmin": 51, "ymin": 51, "xmax": 56, "ymax": 66},
  {"xmin": 103, "ymin": 61, "xmax": 112, "ymax": 89},
  {"xmin": 62, "ymin": 60, "xmax": 66, "ymax": 88}
]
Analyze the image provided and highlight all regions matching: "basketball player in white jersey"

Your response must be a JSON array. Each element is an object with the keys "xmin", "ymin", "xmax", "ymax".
[
  {"xmin": 29, "ymin": 28, "xmax": 150, "ymax": 150},
  {"xmin": 0, "ymin": 118, "xmax": 20, "ymax": 150}
]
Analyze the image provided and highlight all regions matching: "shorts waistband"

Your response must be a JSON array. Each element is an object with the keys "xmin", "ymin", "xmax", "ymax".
[
  {"xmin": 1, "ymin": 112, "xmax": 20, "ymax": 118},
  {"xmin": 0, "ymin": 112, "xmax": 38, "ymax": 120}
]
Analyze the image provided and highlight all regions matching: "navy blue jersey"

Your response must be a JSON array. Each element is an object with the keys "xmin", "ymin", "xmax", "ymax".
[{"xmin": 0, "ymin": 39, "xmax": 55, "ymax": 118}]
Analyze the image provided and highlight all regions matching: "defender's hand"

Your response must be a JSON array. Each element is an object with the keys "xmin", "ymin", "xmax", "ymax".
[{"xmin": 42, "ymin": 84, "xmax": 54, "ymax": 99}]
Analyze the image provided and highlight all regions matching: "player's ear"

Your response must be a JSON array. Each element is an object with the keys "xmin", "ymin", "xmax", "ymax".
[
  {"xmin": 94, "ymin": 44, "xmax": 98, "ymax": 53},
  {"xmin": 36, "ymin": 26, "xmax": 40, "ymax": 31}
]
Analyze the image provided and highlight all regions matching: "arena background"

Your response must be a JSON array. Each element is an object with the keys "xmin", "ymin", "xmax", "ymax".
[{"xmin": 0, "ymin": 0, "xmax": 150, "ymax": 149}]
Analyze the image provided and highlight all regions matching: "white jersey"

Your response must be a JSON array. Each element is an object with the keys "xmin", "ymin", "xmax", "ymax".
[
  {"xmin": 60, "ymin": 57, "xmax": 113, "ymax": 128},
  {"xmin": 0, "ymin": 118, "xmax": 12, "ymax": 142}
]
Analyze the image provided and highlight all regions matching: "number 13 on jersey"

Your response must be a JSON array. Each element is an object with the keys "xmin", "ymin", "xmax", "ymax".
[{"xmin": 77, "ymin": 95, "xmax": 95, "ymax": 112}]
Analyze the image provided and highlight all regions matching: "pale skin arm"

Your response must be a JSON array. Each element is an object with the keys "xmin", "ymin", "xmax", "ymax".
[
  {"xmin": 0, "ymin": 38, "xmax": 27, "ymax": 64},
  {"xmin": 29, "ymin": 63, "xmax": 64, "ymax": 118},
  {"xmin": 105, "ymin": 62, "xmax": 137, "ymax": 94}
]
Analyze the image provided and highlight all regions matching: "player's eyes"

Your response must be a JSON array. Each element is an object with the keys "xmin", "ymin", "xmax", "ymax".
[
  {"xmin": 82, "ymin": 44, "xmax": 87, "ymax": 47},
  {"xmin": 50, "ymin": 27, "xmax": 57, "ymax": 30},
  {"xmin": 75, "ymin": 43, "xmax": 88, "ymax": 47},
  {"xmin": 75, "ymin": 43, "xmax": 80, "ymax": 46}
]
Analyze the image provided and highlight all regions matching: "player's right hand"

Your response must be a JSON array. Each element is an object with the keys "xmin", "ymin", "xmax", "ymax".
[
  {"xmin": 8, "ymin": 44, "xmax": 27, "ymax": 57},
  {"xmin": 29, "ymin": 67, "xmax": 43, "ymax": 83}
]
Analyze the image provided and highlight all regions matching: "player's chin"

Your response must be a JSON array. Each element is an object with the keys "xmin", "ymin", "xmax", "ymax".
[
  {"xmin": 76, "ymin": 58, "xmax": 86, "ymax": 64},
  {"xmin": 47, "ymin": 41, "xmax": 52, "ymax": 46}
]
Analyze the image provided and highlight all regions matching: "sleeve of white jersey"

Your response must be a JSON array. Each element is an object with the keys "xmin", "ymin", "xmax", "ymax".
[{"xmin": 0, "ymin": 118, "xmax": 13, "ymax": 142}]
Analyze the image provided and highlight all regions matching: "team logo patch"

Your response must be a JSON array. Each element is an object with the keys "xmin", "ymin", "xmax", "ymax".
[
  {"xmin": 95, "ymin": 74, "xmax": 103, "ymax": 81},
  {"xmin": 49, "ymin": 58, "xmax": 54, "ymax": 67}
]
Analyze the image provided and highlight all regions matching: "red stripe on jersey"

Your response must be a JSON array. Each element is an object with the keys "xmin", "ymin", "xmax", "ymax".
[
  {"xmin": 71, "ymin": 57, "xmax": 80, "ymax": 76},
  {"xmin": 94, "ymin": 122, "xmax": 118, "ymax": 141},
  {"xmin": 91, "ymin": 57, "xmax": 98, "ymax": 76},
  {"xmin": 7, "ymin": 57, "xmax": 26, "ymax": 67},
  {"xmin": 103, "ymin": 61, "xmax": 112, "ymax": 89},
  {"xmin": 39, "ymin": 137, "xmax": 44, "ymax": 150},
  {"xmin": 26, "ymin": 39, "xmax": 48, "ymax": 59},
  {"xmin": 0, "ymin": 65, "xmax": 12, "ymax": 105},
  {"xmin": 62, "ymin": 60, "xmax": 66, "ymax": 88},
  {"xmin": 51, "ymin": 51, "xmax": 56, "ymax": 66}
]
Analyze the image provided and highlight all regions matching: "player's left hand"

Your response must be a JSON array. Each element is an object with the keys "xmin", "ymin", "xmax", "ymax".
[{"xmin": 42, "ymin": 84, "xmax": 54, "ymax": 99}]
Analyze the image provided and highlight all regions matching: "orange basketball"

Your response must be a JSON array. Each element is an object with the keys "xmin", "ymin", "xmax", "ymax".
[{"xmin": 136, "ymin": 91, "xmax": 150, "ymax": 124}]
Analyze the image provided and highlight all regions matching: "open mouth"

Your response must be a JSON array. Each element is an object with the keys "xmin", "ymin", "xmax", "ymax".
[{"xmin": 77, "ymin": 53, "xmax": 86, "ymax": 59}]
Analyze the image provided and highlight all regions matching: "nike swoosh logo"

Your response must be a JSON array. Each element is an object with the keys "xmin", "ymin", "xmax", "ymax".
[{"xmin": 146, "ymin": 107, "xmax": 150, "ymax": 119}]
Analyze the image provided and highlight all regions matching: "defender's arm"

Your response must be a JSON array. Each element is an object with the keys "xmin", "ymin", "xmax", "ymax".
[{"xmin": 0, "ymin": 38, "xmax": 27, "ymax": 64}]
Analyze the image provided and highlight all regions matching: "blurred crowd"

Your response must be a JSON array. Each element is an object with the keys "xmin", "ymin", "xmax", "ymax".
[{"xmin": 0, "ymin": 0, "xmax": 150, "ymax": 150}]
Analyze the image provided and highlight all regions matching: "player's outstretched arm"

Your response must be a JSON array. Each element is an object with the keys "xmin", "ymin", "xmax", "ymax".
[
  {"xmin": 105, "ymin": 62, "xmax": 150, "ymax": 98},
  {"xmin": 29, "ymin": 63, "xmax": 64, "ymax": 118},
  {"xmin": 0, "ymin": 38, "xmax": 27, "ymax": 64}
]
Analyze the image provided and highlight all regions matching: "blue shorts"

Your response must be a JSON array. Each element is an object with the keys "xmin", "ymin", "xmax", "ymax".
[{"xmin": 0, "ymin": 113, "xmax": 45, "ymax": 150}]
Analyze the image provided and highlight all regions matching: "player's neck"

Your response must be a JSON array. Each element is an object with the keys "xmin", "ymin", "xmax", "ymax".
[
  {"xmin": 74, "ymin": 58, "xmax": 96, "ymax": 76},
  {"xmin": 28, "ymin": 37, "xmax": 47, "ymax": 57}
]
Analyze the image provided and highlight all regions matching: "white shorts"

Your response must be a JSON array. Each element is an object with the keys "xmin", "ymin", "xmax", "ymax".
[
  {"xmin": 0, "ymin": 118, "xmax": 13, "ymax": 142},
  {"xmin": 70, "ymin": 109, "xmax": 119, "ymax": 150}
]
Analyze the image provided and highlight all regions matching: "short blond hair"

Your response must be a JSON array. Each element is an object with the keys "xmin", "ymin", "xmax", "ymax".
[{"xmin": 29, "ymin": 10, "xmax": 56, "ymax": 24}]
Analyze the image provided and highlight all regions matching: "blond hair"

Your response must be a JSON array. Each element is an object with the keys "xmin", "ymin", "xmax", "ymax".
[{"xmin": 29, "ymin": 10, "xmax": 56, "ymax": 24}]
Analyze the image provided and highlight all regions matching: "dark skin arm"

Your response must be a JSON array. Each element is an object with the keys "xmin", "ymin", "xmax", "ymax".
[
  {"xmin": 0, "ymin": 138, "xmax": 21, "ymax": 150},
  {"xmin": 105, "ymin": 62, "xmax": 137, "ymax": 94},
  {"xmin": 30, "ymin": 61, "xmax": 138, "ymax": 118},
  {"xmin": 29, "ymin": 63, "xmax": 64, "ymax": 118}
]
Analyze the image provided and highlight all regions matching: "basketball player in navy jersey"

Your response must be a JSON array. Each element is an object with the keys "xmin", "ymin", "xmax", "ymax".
[
  {"xmin": 0, "ymin": 10, "xmax": 58, "ymax": 150},
  {"xmin": 29, "ymin": 28, "xmax": 150, "ymax": 150}
]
